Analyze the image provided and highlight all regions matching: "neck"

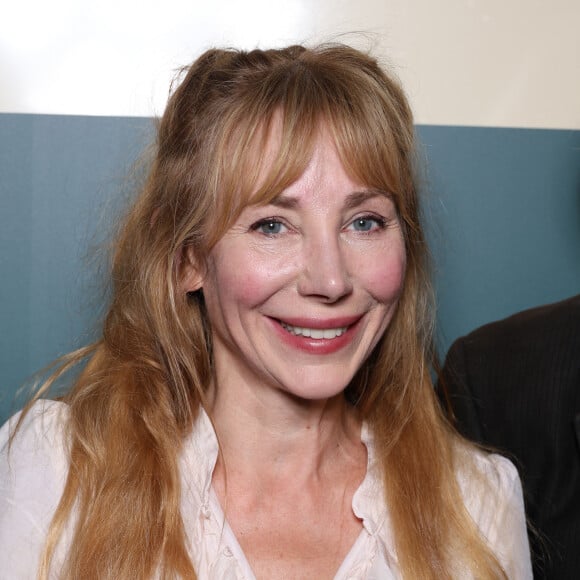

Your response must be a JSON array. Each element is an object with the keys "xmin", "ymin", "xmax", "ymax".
[{"xmin": 208, "ymin": 382, "xmax": 362, "ymax": 485}]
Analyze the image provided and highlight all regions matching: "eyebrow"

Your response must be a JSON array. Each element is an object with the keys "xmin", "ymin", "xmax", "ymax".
[
  {"xmin": 343, "ymin": 189, "xmax": 393, "ymax": 211},
  {"xmin": 269, "ymin": 188, "xmax": 393, "ymax": 210}
]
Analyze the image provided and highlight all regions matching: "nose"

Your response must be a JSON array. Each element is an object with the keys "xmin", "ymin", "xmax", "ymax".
[{"xmin": 297, "ymin": 232, "xmax": 353, "ymax": 302}]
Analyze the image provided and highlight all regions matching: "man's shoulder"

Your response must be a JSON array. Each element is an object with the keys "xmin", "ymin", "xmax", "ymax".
[
  {"xmin": 440, "ymin": 293, "xmax": 580, "ymax": 420},
  {"xmin": 461, "ymin": 293, "xmax": 580, "ymax": 351}
]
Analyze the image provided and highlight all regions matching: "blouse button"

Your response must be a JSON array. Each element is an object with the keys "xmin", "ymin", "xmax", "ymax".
[
  {"xmin": 201, "ymin": 504, "xmax": 211, "ymax": 519},
  {"xmin": 223, "ymin": 546, "xmax": 233, "ymax": 557}
]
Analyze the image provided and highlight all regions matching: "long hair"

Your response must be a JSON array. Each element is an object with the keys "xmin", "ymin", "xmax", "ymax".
[{"xmin": 21, "ymin": 44, "xmax": 505, "ymax": 578}]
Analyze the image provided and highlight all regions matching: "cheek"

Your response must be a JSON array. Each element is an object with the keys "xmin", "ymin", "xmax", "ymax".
[
  {"xmin": 364, "ymin": 248, "xmax": 407, "ymax": 303},
  {"xmin": 209, "ymin": 249, "xmax": 292, "ymax": 308}
]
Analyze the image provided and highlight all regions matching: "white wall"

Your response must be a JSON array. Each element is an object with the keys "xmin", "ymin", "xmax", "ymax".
[{"xmin": 1, "ymin": 0, "xmax": 578, "ymax": 128}]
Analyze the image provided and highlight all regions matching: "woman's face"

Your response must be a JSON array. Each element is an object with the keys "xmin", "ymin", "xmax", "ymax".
[{"xmin": 193, "ymin": 131, "xmax": 406, "ymax": 404}]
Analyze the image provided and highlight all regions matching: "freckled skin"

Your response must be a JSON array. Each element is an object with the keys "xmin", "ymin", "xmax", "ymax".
[{"xmin": 192, "ymin": 131, "xmax": 407, "ymax": 406}]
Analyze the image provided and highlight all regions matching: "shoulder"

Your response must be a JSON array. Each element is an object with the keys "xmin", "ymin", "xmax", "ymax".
[
  {"xmin": 461, "ymin": 450, "xmax": 521, "ymax": 499},
  {"xmin": 457, "ymin": 448, "xmax": 522, "ymax": 517},
  {"xmin": 0, "ymin": 400, "xmax": 70, "ymax": 526},
  {"xmin": 442, "ymin": 294, "xmax": 580, "ymax": 402},
  {"xmin": 457, "ymin": 447, "xmax": 532, "ymax": 577},
  {"xmin": 0, "ymin": 400, "xmax": 70, "ymax": 576},
  {"xmin": 1, "ymin": 399, "xmax": 70, "ymax": 464},
  {"xmin": 457, "ymin": 447, "xmax": 527, "ymax": 546},
  {"xmin": 458, "ymin": 293, "xmax": 580, "ymax": 352}
]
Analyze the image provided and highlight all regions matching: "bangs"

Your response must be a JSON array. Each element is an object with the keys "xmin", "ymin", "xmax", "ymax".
[
  {"xmin": 203, "ymin": 49, "xmax": 414, "ymax": 248},
  {"xmin": 215, "ymin": 107, "xmax": 318, "ymax": 236},
  {"xmin": 203, "ymin": 101, "xmax": 319, "ymax": 248}
]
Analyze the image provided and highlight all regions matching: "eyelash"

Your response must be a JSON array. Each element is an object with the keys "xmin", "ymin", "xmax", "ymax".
[
  {"xmin": 250, "ymin": 214, "xmax": 388, "ymax": 236},
  {"xmin": 250, "ymin": 218, "xmax": 288, "ymax": 236},
  {"xmin": 349, "ymin": 214, "xmax": 388, "ymax": 233}
]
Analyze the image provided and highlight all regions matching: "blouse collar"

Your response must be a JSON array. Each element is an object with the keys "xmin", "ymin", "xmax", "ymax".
[{"xmin": 182, "ymin": 406, "xmax": 391, "ymax": 548}]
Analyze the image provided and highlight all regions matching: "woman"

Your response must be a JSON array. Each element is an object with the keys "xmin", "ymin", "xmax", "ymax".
[{"xmin": 0, "ymin": 44, "xmax": 531, "ymax": 578}]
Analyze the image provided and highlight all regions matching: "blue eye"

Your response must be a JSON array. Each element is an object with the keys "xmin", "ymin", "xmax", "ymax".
[
  {"xmin": 253, "ymin": 219, "xmax": 286, "ymax": 235},
  {"xmin": 351, "ymin": 216, "xmax": 385, "ymax": 232}
]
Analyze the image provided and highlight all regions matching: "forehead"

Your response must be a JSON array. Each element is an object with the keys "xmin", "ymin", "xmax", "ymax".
[
  {"xmin": 271, "ymin": 133, "xmax": 362, "ymax": 194},
  {"xmin": 244, "ymin": 119, "xmax": 365, "ymax": 206}
]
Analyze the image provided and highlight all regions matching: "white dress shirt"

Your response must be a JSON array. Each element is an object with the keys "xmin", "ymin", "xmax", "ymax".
[{"xmin": 0, "ymin": 400, "xmax": 532, "ymax": 578}]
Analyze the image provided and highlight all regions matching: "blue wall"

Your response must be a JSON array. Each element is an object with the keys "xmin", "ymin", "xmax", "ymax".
[
  {"xmin": 419, "ymin": 126, "xmax": 580, "ymax": 349},
  {"xmin": 1, "ymin": 113, "xmax": 579, "ymax": 422}
]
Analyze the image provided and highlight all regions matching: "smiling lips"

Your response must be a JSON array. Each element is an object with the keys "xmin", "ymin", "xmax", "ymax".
[
  {"xmin": 274, "ymin": 316, "xmax": 359, "ymax": 355},
  {"xmin": 280, "ymin": 321, "xmax": 348, "ymax": 339}
]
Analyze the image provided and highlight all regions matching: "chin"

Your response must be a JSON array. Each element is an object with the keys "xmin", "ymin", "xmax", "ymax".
[{"xmin": 282, "ymin": 376, "xmax": 352, "ymax": 403}]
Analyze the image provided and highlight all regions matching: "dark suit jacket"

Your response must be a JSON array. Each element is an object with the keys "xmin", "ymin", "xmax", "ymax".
[{"xmin": 439, "ymin": 295, "xmax": 580, "ymax": 580}]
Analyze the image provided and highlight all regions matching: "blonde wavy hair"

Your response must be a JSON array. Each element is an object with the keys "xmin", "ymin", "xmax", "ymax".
[{"xmin": 20, "ymin": 44, "xmax": 506, "ymax": 578}]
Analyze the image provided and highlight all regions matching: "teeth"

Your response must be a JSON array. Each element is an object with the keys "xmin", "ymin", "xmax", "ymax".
[{"xmin": 281, "ymin": 322, "xmax": 347, "ymax": 339}]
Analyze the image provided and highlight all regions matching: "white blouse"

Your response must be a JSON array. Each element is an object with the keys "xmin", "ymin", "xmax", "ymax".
[{"xmin": 0, "ymin": 400, "xmax": 532, "ymax": 579}]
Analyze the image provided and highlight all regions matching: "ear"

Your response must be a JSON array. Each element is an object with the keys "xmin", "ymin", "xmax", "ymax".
[{"xmin": 180, "ymin": 246, "xmax": 204, "ymax": 293}]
